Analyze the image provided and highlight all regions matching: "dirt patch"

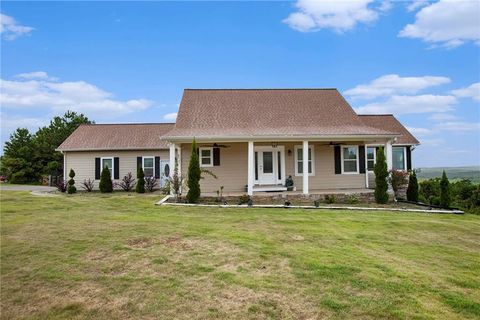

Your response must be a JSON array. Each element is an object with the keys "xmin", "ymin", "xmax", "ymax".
[{"xmin": 126, "ymin": 237, "xmax": 154, "ymax": 249}]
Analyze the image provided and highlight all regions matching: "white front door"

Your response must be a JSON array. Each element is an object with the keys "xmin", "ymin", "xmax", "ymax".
[
  {"xmin": 159, "ymin": 160, "xmax": 170, "ymax": 187},
  {"xmin": 255, "ymin": 146, "xmax": 285, "ymax": 185}
]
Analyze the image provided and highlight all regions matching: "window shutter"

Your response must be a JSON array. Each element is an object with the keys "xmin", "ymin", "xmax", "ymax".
[
  {"xmin": 334, "ymin": 146, "xmax": 341, "ymax": 174},
  {"xmin": 155, "ymin": 156, "xmax": 160, "ymax": 178},
  {"xmin": 406, "ymin": 146, "xmax": 412, "ymax": 171},
  {"xmin": 114, "ymin": 157, "xmax": 120, "ymax": 179},
  {"xmin": 359, "ymin": 146, "xmax": 366, "ymax": 174},
  {"xmin": 95, "ymin": 158, "xmax": 101, "ymax": 180},
  {"xmin": 137, "ymin": 157, "xmax": 142, "ymax": 169},
  {"xmin": 213, "ymin": 147, "xmax": 220, "ymax": 166}
]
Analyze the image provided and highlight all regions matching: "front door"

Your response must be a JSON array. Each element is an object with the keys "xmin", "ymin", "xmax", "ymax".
[
  {"xmin": 159, "ymin": 160, "xmax": 170, "ymax": 187},
  {"xmin": 255, "ymin": 146, "xmax": 285, "ymax": 185},
  {"xmin": 258, "ymin": 150, "xmax": 275, "ymax": 185}
]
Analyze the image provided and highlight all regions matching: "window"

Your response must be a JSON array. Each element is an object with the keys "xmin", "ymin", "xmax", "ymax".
[
  {"xmin": 367, "ymin": 147, "xmax": 376, "ymax": 171},
  {"xmin": 294, "ymin": 146, "xmax": 314, "ymax": 176},
  {"xmin": 143, "ymin": 156, "xmax": 154, "ymax": 177},
  {"xmin": 101, "ymin": 157, "xmax": 114, "ymax": 173},
  {"xmin": 341, "ymin": 146, "xmax": 359, "ymax": 174},
  {"xmin": 199, "ymin": 147, "xmax": 213, "ymax": 167},
  {"xmin": 392, "ymin": 147, "xmax": 406, "ymax": 171}
]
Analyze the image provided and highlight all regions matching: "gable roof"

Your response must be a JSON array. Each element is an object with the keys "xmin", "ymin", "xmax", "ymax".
[
  {"xmin": 359, "ymin": 115, "xmax": 419, "ymax": 145},
  {"xmin": 165, "ymin": 89, "xmax": 398, "ymax": 139},
  {"xmin": 57, "ymin": 123, "xmax": 174, "ymax": 151}
]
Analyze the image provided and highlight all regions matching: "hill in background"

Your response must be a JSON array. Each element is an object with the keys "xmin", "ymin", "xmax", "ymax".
[{"xmin": 416, "ymin": 166, "xmax": 480, "ymax": 183}]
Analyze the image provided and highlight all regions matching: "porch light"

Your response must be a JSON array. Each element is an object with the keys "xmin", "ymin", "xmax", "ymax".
[{"xmin": 288, "ymin": 149, "xmax": 292, "ymax": 156}]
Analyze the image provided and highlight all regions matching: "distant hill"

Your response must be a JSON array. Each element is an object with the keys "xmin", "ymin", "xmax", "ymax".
[{"xmin": 415, "ymin": 166, "xmax": 480, "ymax": 183}]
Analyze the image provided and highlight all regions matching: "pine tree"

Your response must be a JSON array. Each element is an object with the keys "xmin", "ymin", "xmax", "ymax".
[
  {"xmin": 440, "ymin": 170, "xmax": 451, "ymax": 208},
  {"xmin": 67, "ymin": 168, "xmax": 77, "ymax": 194},
  {"xmin": 374, "ymin": 147, "xmax": 389, "ymax": 204},
  {"xmin": 99, "ymin": 166, "xmax": 113, "ymax": 193},
  {"xmin": 135, "ymin": 166, "xmax": 145, "ymax": 193},
  {"xmin": 186, "ymin": 139, "xmax": 201, "ymax": 203},
  {"xmin": 406, "ymin": 171, "xmax": 419, "ymax": 202}
]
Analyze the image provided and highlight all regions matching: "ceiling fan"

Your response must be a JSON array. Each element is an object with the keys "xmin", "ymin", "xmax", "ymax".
[{"xmin": 199, "ymin": 143, "xmax": 231, "ymax": 148}]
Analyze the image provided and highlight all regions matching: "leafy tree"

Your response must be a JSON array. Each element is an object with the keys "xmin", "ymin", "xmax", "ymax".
[
  {"xmin": 374, "ymin": 147, "xmax": 389, "ymax": 204},
  {"xmin": 67, "ymin": 169, "xmax": 77, "ymax": 194},
  {"xmin": 99, "ymin": 166, "xmax": 113, "ymax": 193},
  {"xmin": 440, "ymin": 170, "xmax": 451, "ymax": 208},
  {"xmin": 1, "ymin": 128, "xmax": 39, "ymax": 183},
  {"xmin": 186, "ymin": 139, "xmax": 201, "ymax": 203},
  {"xmin": 407, "ymin": 170, "xmax": 419, "ymax": 202},
  {"xmin": 135, "ymin": 166, "xmax": 145, "ymax": 193}
]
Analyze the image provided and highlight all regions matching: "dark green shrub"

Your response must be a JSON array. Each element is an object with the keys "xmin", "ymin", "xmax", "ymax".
[
  {"xmin": 324, "ymin": 194, "xmax": 336, "ymax": 204},
  {"xmin": 418, "ymin": 194, "xmax": 427, "ymax": 204},
  {"xmin": 374, "ymin": 147, "xmax": 389, "ymax": 204},
  {"xmin": 440, "ymin": 170, "xmax": 451, "ymax": 208},
  {"xmin": 419, "ymin": 178, "xmax": 440, "ymax": 202},
  {"xmin": 67, "ymin": 168, "xmax": 76, "ymax": 194},
  {"xmin": 135, "ymin": 166, "xmax": 145, "ymax": 193},
  {"xmin": 239, "ymin": 194, "xmax": 250, "ymax": 205},
  {"xmin": 407, "ymin": 171, "xmax": 419, "ymax": 202},
  {"xmin": 347, "ymin": 194, "xmax": 359, "ymax": 204},
  {"xmin": 99, "ymin": 166, "xmax": 113, "ymax": 193},
  {"xmin": 431, "ymin": 196, "xmax": 441, "ymax": 206},
  {"xmin": 186, "ymin": 139, "xmax": 201, "ymax": 203}
]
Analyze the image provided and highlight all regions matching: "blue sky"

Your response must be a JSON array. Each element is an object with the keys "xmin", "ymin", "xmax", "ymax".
[{"xmin": 1, "ymin": 0, "xmax": 479, "ymax": 167}]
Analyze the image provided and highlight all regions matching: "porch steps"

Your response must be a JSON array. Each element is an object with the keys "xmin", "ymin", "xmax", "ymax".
[{"xmin": 253, "ymin": 185, "xmax": 287, "ymax": 192}]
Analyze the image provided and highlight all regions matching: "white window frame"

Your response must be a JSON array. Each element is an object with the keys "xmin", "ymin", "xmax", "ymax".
[
  {"xmin": 199, "ymin": 147, "xmax": 213, "ymax": 167},
  {"xmin": 392, "ymin": 146, "xmax": 407, "ymax": 171},
  {"xmin": 366, "ymin": 146, "xmax": 376, "ymax": 172},
  {"xmin": 142, "ymin": 156, "xmax": 155, "ymax": 177},
  {"xmin": 100, "ymin": 157, "xmax": 114, "ymax": 175},
  {"xmin": 294, "ymin": 145, "xmax": 315, "ymax": 176},
  {"xmin": 341, "ymin": 145, "xmax": 359, "ymax": 174}
]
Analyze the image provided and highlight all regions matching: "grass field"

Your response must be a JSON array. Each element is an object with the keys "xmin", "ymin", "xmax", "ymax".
[
  {"xmin": 1, "ymin": 191, "xmax": 479, "ymax": 319},
  {"xmin": 416, "ymin": 166, "xmax": 480, "ymax": 183}
]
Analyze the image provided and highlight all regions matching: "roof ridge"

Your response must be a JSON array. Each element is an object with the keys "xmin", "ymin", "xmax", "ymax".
[
  {"xmin": 80, "ymin": 123, "xmax": 175, "ymax": 126},
  {"xmin": 184, "ymin": 88, "xmax": 338, "ymax": 91}
]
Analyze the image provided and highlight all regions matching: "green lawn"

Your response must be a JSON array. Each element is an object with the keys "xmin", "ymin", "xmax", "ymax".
[{"xmin": 1, "ymin": 191, "xmax": 479, "ymax": 319}]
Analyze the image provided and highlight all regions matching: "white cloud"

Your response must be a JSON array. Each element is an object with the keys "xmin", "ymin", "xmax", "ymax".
[
  {"xmin": 451, "ymin": 82, "xmax": 480, "ymax": 102},
  {"xmin": 0, "ymin": 72, "xmax": 153, "ymax": 118},
  {"xmin": 283, "ymin": 0, "xmax": 381, "ymax": 33},
  {"xmin": 399, "ymin": 0, "xmax": 480, "ymax": 48},
  {"xmin": 428, "ymin": 113, "xmax": 458, "ymax": 121},
  {"xmin": 163, "ymin": 112, "xmax": 177, "ymax": 121},
  {"xmin": 0, "ymin": 13, "xmax": 34, "ymax": 40},
  {"xmin": 15, "ymin": 71, "xmax": 56, "ymax": 81},
  {"xmin": 406, "ymin": 126, "xmax": 433, "ymax": 136},
  {"xmin": 345, "ymin": 74, "xmax": 451, "ymax": 99},
  {"xmin": 355, "ymin": 94, "xmax": 457, "ymax": 115},
  {"xmin": 435, "ymin": 121, "xmax": 480, "ymax": 132},
  {"xmin": 406, "ymin": 0, "xmax": 430, "ymax": 12},
  {"xmin": 0, "ymin": 113, "xmax": 47, "ymax": 133}
]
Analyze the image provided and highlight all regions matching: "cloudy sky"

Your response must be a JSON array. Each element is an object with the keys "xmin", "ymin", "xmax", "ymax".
[{"xmin": 1, "ymin": 0, "xmax": 479, "ymax": 167}]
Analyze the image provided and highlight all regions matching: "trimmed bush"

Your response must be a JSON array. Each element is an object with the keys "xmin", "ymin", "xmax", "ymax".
[
  {"xmin": 99, "ymin": 166, "xmax": 113, "ymax": 193},
  {"xmin": 407, "ymin": 171, "xmax": 419, "ymax": 202},
  {"xmin": 374, "ymin": 147, "xmax": 389, "ymax": 204},
  {"xmin": 67, "ymin": 168, "xmax": 76, "ymax": 194},
  {"xmin": 186, "ymin": 139, "xmax": 201, "ymax": 203},
  {"xmin": 81, "ymin": 178, "xmax": 95, "ymax": 192},
  {"xmin": 440, "ymin": 170, "xmax": 451, "ymax": 208},
  {"xmin": 136, "ymin": 166, "xmax": 145, "ymax": 193}
]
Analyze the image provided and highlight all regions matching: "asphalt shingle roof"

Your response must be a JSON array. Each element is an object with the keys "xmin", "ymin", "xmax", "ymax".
[{"xmin": 359, "ymin": 115, "xmax": 420, "ymax": 145}]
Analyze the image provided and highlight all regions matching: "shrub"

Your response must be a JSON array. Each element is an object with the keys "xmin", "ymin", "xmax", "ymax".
[
  {"xmin": 431, "ymin": 196, "xmax": 441, "ymax": 206},
  {"xmin": 347, "ymin": 194, "xmax": 359, "ymax": 204},
  {"xmin": 135, "ymin": 166, "xmax": 145, "ymax": 193},
  {"xmin": 81, "ymin": 178, "xmax": 95, "ymax": 192},
  {"xmin": 145, "ymin": 176, "xmax": 158, "ymax": 192},
  {"xmin": 118, "ymin": 172, "xmax": 136, "ymax": 192},
  {"xmin": 324, "ymin": 194, "xmax": 336, "ymax": 204},
  {"xmin": 186, "ymin": 139, "xmax": 201, "ymax": 203},
  {"xmin": 418, "ymin": 194, "xmax": 427, "ymax": 204},
  {"xmin": 389, "ymin": 169, "xmax": 409, "ymax": 194},
  {"xmin": 239, "ymin": 194, "xmax": 250, "ymax": 205},
  {"xmin": 56, "ymin": 180, "xmax": 67, "ymax": 193},
  {"xmin": 168, "ymin": 158, "xmax": 183, "ymax": 200},
  {"xmin": 440, "ymin": 170, "xmax": 451, "ymax": 208},
  {"xmin": 99, "ymin": 166, "xmax": 113, "ymax": 193},
  {"xmin": 406, "ymin": 171, "xmax": 419, "ymax": 202},
  {"xmin": 67, "ymin": 169, "xmax": 76, "ymax": 194},
  {"xmin": 374, "ymin": 147, "xmax": 389, "ymax": 204},
  {"xmin": 419, "ymin": 178, "xmax": 440, "ymax": 202}
]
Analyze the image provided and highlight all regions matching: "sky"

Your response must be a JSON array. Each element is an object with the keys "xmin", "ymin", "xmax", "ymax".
[{"xmin": 1, "ymin": 0, "xmax": 479, "ymax": 168}]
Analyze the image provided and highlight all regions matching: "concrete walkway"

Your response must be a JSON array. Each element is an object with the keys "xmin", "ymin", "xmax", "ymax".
[{"xmin": 0, "ymin": 184, "xmax": 57, "ymax": 192}]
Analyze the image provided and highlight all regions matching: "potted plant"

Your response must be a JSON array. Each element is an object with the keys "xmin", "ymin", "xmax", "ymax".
[{"xmin": 285, "ymin": 175, "xmax": 294, "ymax": 191}]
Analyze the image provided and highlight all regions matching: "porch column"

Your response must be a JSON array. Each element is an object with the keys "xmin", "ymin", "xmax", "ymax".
[
  {"xmin": 169, "ymin": 143, "xmax": 176, "ymax": 195},
  {"xmin": 385, "ymin": 140, "xmax": 393, "ymax": 170},
  {"xmin": 247, "ymin": 141, "xmax": 254, "ymax": 196},
  {"xmin": 364, "ymin": 144, "xmax": 369, "ymax": 188},
  {"xmin": 302, "ymin": 140, "xmax": 309, "ymax": 195}
]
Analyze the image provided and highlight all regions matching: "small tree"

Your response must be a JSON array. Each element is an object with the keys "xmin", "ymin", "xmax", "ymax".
[
  {"xmin": 99, "ymin": 166, "xmax": 113, "ymax": 193},
  {"xmin": 135, "ymin": 166, "xmax": 145, "ymax": 193},
  {"xmin": 186, "ymin": 139, "xmax": 201, "ymax": 203},
  {"xmin": 67, "ymin": 168, "xmax": 76, "ymax": 194},
  {"xmin": 407, "ymin": 170, "xmax": 419, "ymax": 202},
  {"xmin": 118, "ymin": 172, "xmax": 136, "ymax": 192},
  {"xmin": 168, "ymin": 158, "xmax": 183, "ymax": 200},
  {"xmin": 374, "ymin": 147, "xmax": 389, "ymax": 204},
  {"xmin": 440, "ymin": 170, "xmax": 451, "ymax": 208}
]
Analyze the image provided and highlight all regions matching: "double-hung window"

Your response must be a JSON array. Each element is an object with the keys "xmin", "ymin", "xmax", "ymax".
[
  {"xmin": 101, "ymin": 157, "xmax": 114, "ymax": 173},
  {"xmin": 199, "ymin": 147, "xmax": 213, "ymax": 167},
  {"xmin": 341, "ymin": 146, "xmax": 359, "ymax": 174},
  {"xmin": 392, "ymin": 147, "xmax": 406, "ymax": 171},
  {"xmin": 294, "ymin": 146, "xmax": 314, "ymax": 176},
  {"xmin": 367, "ymin": 147, "xmax": 376, "ymax": 171},
  {"xmin": 143, "ymin": 156, "xmax": 155, "ymax": 177}
]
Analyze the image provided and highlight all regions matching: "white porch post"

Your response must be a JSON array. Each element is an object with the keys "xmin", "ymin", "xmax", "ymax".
[
  {"xmin": 169, "ymin": 143, "xmax": 176, "ymax": 195},
  {"xmin": 364, "ymin": 145, "xmax": 369, "ymax": 188},
  {"xmin": 385, "ymin": 140, "xmax": 393, "ymax": 170},
  {"xmin": 302, "ymin": 140, "xmax": 309, "ymax": 195},
  {"xmin": 177, "ymin": 144, "xmax": 181, "ymax": 178},
  {"xmin": 247, "ymin": 141, "xmax": 254, "ymax": 196}
]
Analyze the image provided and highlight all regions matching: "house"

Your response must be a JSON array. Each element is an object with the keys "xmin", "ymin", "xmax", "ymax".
[{"xmin": 57, "ymin": 89, "xmax": 419, "ymax": 195}]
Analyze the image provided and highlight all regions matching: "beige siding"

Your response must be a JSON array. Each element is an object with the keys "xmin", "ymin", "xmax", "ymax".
[
  {"xmin": 180, "ymin": 142, "xmax": 367, "ymax": 194},
  {"xmin": 65, "ymin": 150, "xmax": 169, "ymax": 189}
]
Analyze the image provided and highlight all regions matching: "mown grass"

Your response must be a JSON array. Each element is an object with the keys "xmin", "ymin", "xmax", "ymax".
[{"xmin": 1, "ymin": 191, "xmax": 479, "ymax": 319}]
